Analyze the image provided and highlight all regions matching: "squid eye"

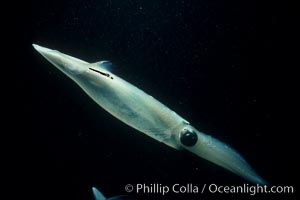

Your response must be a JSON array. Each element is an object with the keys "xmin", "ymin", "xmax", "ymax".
[{"xmin": 180, "ymin": 129, "xmax": 198, "ymax": 146}]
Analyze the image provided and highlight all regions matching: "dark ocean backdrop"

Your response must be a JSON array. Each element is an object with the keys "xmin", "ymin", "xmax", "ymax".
[{"xmin": 14, "ymin": 0, "xmax": 297, "ymax": 199}]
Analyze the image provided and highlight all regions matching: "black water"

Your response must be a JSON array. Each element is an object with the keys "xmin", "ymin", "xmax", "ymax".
[{"xmin": 14, "ymin": 0, "xmax": 297, "ymax": 199}]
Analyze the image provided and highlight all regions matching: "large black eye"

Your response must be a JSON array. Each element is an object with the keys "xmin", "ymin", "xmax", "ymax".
[{"xmin": 180, "ymin": 129, "xmax": 198, "ymax": 146}]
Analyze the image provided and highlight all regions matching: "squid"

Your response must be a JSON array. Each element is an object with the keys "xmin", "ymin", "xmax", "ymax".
[
  {"xmin": 92, "ymin": 187, "xmax": 132, "ymax": 200},
  {"xmin": 33, "ymin": 44, "xmax": 266, "ymax": 184}
]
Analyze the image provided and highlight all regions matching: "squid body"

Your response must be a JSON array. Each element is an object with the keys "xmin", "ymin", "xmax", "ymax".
[
  {"xmin": 33, "ymin": 44, "xmax": 266, "ymax": 184},
  {"xmin": 92, "ymin": 187, "xmax": 132, "ymax": 200}
]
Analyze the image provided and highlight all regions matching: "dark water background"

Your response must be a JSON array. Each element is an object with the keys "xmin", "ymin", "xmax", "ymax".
[{"xmin": 12, "ymin": 0, "xmax": 297, "ymax": 199}]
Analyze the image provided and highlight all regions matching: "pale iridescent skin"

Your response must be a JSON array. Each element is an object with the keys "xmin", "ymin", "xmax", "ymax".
[
  {"xmin": 92, "ymin": 187, "xmax": 132, "ymax": 200},
  {"xmin": 92, "ymin": 187, "xmax": 106, "ymax": 200},
  {"xmin": 33, "ymin": 44, "xmax": 266, "ymax": 184}
]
